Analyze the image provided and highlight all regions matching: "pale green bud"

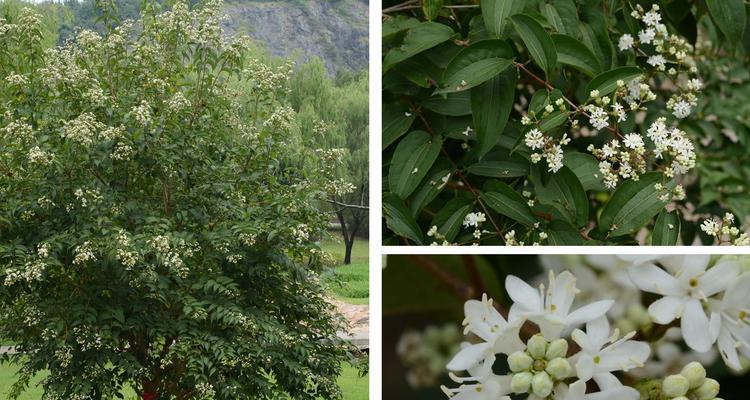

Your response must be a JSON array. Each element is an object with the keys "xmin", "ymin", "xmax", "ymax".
[
  {"xmin": 531, "ymin": 371, "xmax": 553, "ymax": 398},
  {"xmin": 693, "ymin": 378, "xmax": 719, "ymax": 400},
  {"xmin": 527, "ymin": 334, "xmax": 547, "ymax": 359},
  {"xmin": 511, "ymin": 371, "xmax": 533, "ymax": 393},
  {"xmin": 508, "ymin": 351, "xmax": 533, "ymax": 372},
  {"xmin": 545, "ymin": 357, "xmax": 571, "ymax": 379},
  {"xmin": 671, "ymin": 397, "xmax": 689, "ymax": 400},
  {"xmin": 545, "ymin": 339, "xmax": 568, "ymax": 359},
  {"xmin": 662, "ymin": 374, "xmax": 689, "ymax": 397},
  {"xmin": 680, "ymin": 361, "xmax": 707, "ymax": 389}
]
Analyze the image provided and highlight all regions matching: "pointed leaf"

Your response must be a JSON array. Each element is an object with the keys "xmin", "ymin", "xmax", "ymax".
[
  {"xmin": 384, "ymin": 194, "xmax": 424, "ymax": 244},
  {"xmin": 532, "ymin": 166, "xmax": 588, "ymax": 227},
  {"xmin": 471, "ymin": 68, "xmax": 516, "ymax": 158},
  {"xmin": 431, "ymin": 199, "xmax": 474, "ymax": 242},
  {"xmin": 388, "ymin": 131, "xmax": 443, "ymax": 198},
  {"xmin": 383, "ymin": 105, "xmax": 416, "ymax": 149},
  {"xmin": 482, "ymin": 0, "xmax": 526, "ymax": 37},
  {"xmin": 705, "ymin": 0, "xmax": 746, "ymax": 45},
  {"xmin": 585, "ymin": 66, "xmax": 642, "ymax": 98},
  {"xmin": 651, "ymin": 210, "xmax": 681, "ymax": 245},
  {"xmin": 510, "ymin": 14, "xmax": 557, "ymax": 77},
  {"xmin": 384, "ymin": 22, "xmax": 455, "ymax": 70},
  {"xmin": 436, "ymin": 58, "xmax": 513, "ymax": 94},
  {"xmin": 552, "ymin": 34, "xmax": 601, "ymax": 77},
  {"xmin": 599, "ymin": 172, "xmax": 675, "ymax": 237},
  {"xmin": 480, "ymin": 183, "xmax": 537, "ymax": 227}
]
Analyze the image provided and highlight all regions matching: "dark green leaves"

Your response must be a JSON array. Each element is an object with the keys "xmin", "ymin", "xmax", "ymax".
[
  {"xmin": 384, "ymin": 194, "xmax": 424, "ymax": 244},
  {"xmin": 705, "ymin": 0, "xmax": 747, "ymax": 45},
  {"xmin": 533, "ymin": 166, "xmax": 588, "ymax": 228},
  {"xmin": 466, "ymin": 159, "xmax": 528, "ymax": 178},
  {"xmin": 383, "ymin": 22, "xmax": 454, "ymax": 70},
  {"xmin": 481, "ymin": 182, "xmax": 538, "ymax": 227},
  {"xmin": 388, "ymin": 131, "xmax": 443, "ymax": 198},
  {"xmin": 651, "ymin": 210, "xmax": 681, "ymax": 245},
  {"xmin": 552, "ymin": 34, "xmax": 601, "ymax": 77},
  {"xmin": 382, "ymin": 105, "xmax": 415, "ymax": 149},
  {"xmin": 471, "ymin": 68, "xmax": 516, "ymax": 158},
  {"xmin": 422, "ymin": 0, "xmax": 443, "ymax": 21},
  {"xmin": 437, "ymin": 58, "xmax": 513, "ymax": 94},
  {"xmin": 563, "ymin": 152, "xmax": 606, "ymax": 191},
  {"xmin": 510, "ymin": 14, "xmax": 557, "ymax": 77},
  {"xmin": 586, "ymin": 66, "xmax": 642, "ymax": 98},
  {"xmin": 599, "ymin": 172, "xmax": 674, "ymax": 237},
  {"xmin": 431, "ymin": 198, "xmax": 473, "ymax": 242},
  {"xmin": 482, "ymin": 0, "xmax": 525, "ymax": 37}
]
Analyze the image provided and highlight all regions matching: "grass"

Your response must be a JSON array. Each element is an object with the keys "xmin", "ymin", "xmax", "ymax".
[
  {"xmin": 320, "ymin": 236, "xmax": 369, "ymax": 305},
  {"xmin": 0, "ymin": 363, "xmax": 368, "ymax": 400}
]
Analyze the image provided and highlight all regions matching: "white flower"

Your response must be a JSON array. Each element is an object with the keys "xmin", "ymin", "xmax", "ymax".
[
  {"xmin": 639, "ymin": 28, "xmax": 656, "ymax": 44},
  {"xmin": 622, "ymin": 133, "xmax": 644, "ymax": 150},
  {"xmin": 713, "ymin": 272, "xmax": 750, "ymax": 370},
  {"xmin": 544, "ymin": 145, "xmax": 564, "ymax": 173},
  {"xmin": 700, "ymin": 219, "xmax": 721, "ymax": 236},
  {"xmin": 586, "ymin": 106, "xmax": 609, "ymax": 130},
  {"xmin": 441, "ymin": 373, "xmax": 512, "ymax": 400},
  {"xmin": 643, "ymin": 10, "xmax": 662, "ymax": 26},
  {"xmin": 525, "ymin": 128, "xmax": 545, "ymax": 150},
  {"xmin": 570, "ymin": 316, "xmax": 650, "ymax": 393},
  {"xmin": 647, "ymin": 54, "xmax": 666, "ymax": 68},
  {"xmin": 618, "ymin": 34, "xmax": 634, "ymax": 51},
  {"xmin": 463, "ymin": 212, "xmax": 486, "ymax": 228},
  {"xmin": 554, "ymin": 379, "xmax": 640, "ymax": 400},
  {"xmin": 447, "ymin": 294, "xmax": 525, "ymax": 375},
  {"xmin": 628, "ymin": 256, "xmax": 739, "ymax": 352},
  {"xmin": 672, "ymin": 100, "xmax": 691, "ymax": 119},
  {"xmin": 506, "ymin": 270, "xmax": 614, "ymax": 339}
]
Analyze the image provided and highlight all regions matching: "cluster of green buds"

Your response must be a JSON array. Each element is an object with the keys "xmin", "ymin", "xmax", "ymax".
[
  {"xmin": 661, "ymin": 362, "xmax": 722, "ymax": 400},
  {"xmin": 508, "ymin": 334, "xmax": 571, "ymax": 397}
]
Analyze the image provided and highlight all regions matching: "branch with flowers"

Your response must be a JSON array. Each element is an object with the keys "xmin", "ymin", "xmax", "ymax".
[{"xmin": 382, "ymin": 0, "xmax": 750, "ymax": 246}]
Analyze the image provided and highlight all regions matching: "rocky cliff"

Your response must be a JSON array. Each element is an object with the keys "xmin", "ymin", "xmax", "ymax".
[{"xmin": 222, "ymin": 0, "xmax": 369, "ymax": 75}]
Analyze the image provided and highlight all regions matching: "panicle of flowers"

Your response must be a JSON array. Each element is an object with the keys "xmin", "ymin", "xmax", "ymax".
[
  {"xmin": 263, "ymin": 105, "xmax": 296, "ymax": 132},
  {"xmin": 700, "ymin": 212, "xmax": 750, "ymax": 246},
  {"xmin": 111, "ymin": 142, "xmax": 134, "ymax": 161},
  {"xmin": 291, "ymin": 223, "xmax": 310, "ymax": 244},
  {"xmin": 27, "ymin": 146, "xmax": 55, "ymax": 166},
  {"xmin": 1, "ymin": 118, "xmax": 34, "ymax": 143},
  {"xmin": 73, "ymin": 241, "xmax": 96, "ymax": 266},
  {"xmin": 521, "ymin": 98, "xmax": 571, "ymax": 173},
  {"xmin": 61, "ymin": 113, "xmax": 106, "ymax": 147},
  {"xmin": 244, "ymin": 58, "xmax": 294, "ymax": 94},
  {"xmin": 462, "ymin": 212, "xmax": 486, "ymax": 240},
  {"xmin": 4, "ymin": 73, "xmax": 28, "ymax": 86},
  {"xmin": 115, "ymin": 230, "xmax": 139, "ymax": 269},
  {"xmin": 130, "ymin": 100, "xmax": 153, "ymax": 128},
  {"xmin": 167, "ymin": 91, "xmax": 192, "ymax": 114},
  {"xmin": 73, "ymin": 187, "xmax": 103, "ymax": 208},
  {"xmin": 396, "ymin": 324, "xmax": 461, "ymax": 388},
  {"xmin": 427, "ymin": 225, "xmax": 452, "ymax": 246}
]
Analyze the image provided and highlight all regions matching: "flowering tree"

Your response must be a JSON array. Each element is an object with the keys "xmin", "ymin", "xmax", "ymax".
[
  {"xmin": 0, "ymin": 2, "xmax": 355, "ymax": 399},
  {"xmin": 382, "ymin": 0, "xmax": 750, "ymax": 245},
  {"xmin": 383, "ymin": 255, "xmax": 750, "ymax": 399}
]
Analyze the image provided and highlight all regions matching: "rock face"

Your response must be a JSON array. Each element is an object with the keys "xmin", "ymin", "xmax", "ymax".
[{"xmin": 222, "ymin": 0, "xmax": 369, "ymax": 75}]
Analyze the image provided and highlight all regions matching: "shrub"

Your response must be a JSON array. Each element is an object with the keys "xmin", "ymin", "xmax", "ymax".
[{"xmin": 0, "ymin": 1, "xmax": 353, "ymax": 398}]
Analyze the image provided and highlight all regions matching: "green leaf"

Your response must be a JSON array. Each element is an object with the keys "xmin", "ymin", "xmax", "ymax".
[
  {"xmin": 471, "ymin": 68, "xmax": 516, "ymax": 158},
  {"xmin": 422, "ymin": 0, "xmax": 444, "ymax": 21},
  {"xmin": 539, "ymin": 110, "xmax": 570, "ymax": 132},
  {"xmin": 383, "ymin": 194, "xmax": 424, "ymax": 244},
  {"xmin": 563, "ymin": 152, "xmax": 605, "ymax": 191},
  {"xmin": 651, "ymin": 210, "xmax": 681, "ymax": 245},
  {"xmin": 383, "ymin": 105, "xmax": 416, "ymax": 149},
  {"xmin": 585, "ymin": 66, "xmax": 642, "ymax": 98},
  {"xmin": 384, "ymin": 22, "xmax": 455, "ymax": 70},
  {"xmin": 466, "ymin": 159, "xmax": 529, "ymax": 178},
  {"xmin": 436, "ymin": 58, "xmax": 513, "ymax": 94},
  {"xmin": 422, "ymin": 91, "xmax": 472, "ymax": 116},
  {"xmin": 388, "ymin": 131, "xmax": 443, "ymax": 198},
  {"xmin": 410, "ymin": 169, "xmax": 451, "ymax": 216},
  {"xmin": 552, "ymin": 0, "xmax": 579, "ymax": 32},
  {"xmin": 542, "ymin": 4, "xmax": 565, "ymax": 34},
  {"xmin": 480, "ymin": 183, "xmax": 537, "ymax": 227},
  {"xmin": 482, "ymin": 0, "xmax": 526, "ymax": 37},
  {"xmin": 532, "ymin": 166, "xmax": 588, "ymax": 227},
  {"xmin": 509, "ymin": 14, "xmax": 557, "ymax": 77},
  {"xmin": 383, "ymin": 15, "xmax": 421, "ymax": 38},
  {"xmin": 705, "ymin": 0, "xmax": 746, "ymax": 45},
  {"xmin": 599, "ymin": 172, "xmax": 675, "ymax": 237},
  {"xmin": 545, "ymin": 220, "xmax": 583, "ymax": 245},
  {"xmin": 552, "ymin": 34, "xmax": 601, "ymax": 77},
  {"xmin": 431, "ymin": 198, "xmax": 474, "ymax": 242}
]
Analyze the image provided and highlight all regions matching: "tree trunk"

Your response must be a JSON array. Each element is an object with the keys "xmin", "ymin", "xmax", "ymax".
[{"xmin": 343, "ymin": 215, "xmax": 361, "ymax": 265}]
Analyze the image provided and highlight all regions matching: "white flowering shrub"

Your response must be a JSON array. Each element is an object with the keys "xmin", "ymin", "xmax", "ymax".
[
  {"xmin": 382, "ymin": 0, "xmax": 750, "ymax": 245},
  {"xmin": 382, "ymin": 255, "xmax": 750, "ymax": 399},
  {"xmin": 0, "ymin": 2, "xmax": 356, "ymax": 399}
]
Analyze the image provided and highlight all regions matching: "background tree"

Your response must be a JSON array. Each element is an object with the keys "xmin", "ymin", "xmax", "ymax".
[{"xmin": 0, "ymin": 2, "xmax": 356, "ymax": 399}]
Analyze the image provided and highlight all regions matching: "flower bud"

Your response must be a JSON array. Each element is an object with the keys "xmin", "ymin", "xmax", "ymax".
[
  {"xmin": 531, "ymin": 371, "xmax": 553, "ymax": 397},
  {"xmin": 527, "ymin": 334, "xmax": 547, "ymax": 359},
  {"xmin": 693, "ymin": 378, "xmax": 720, "ymax": 400},
  {"xmin": 545, "ymin": 338, "xmax": 568, "ymax": 359},
  {"xmin": 511, "ymin": 371, "xmax": 533, "ymax": 393},
  {"xmin": 662, "ymin": 374, "xmax": 689, "ymax": 397},
  {"xmin": 508, "ymin": 351, "xmax": 533, "ymax": 372},
  {"xmin": 545, "ymin": 357, "xmax": 571, "ymax": 379},
  {"xmin": 680, "ymin": 361, "xmax": 707, "ymax": 389}
]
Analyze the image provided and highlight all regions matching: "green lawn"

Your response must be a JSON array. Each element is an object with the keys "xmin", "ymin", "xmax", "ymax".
[
  {"xmin": 0, "ymin": 363, "xmax": 368, "ymax": 400},
  {"xmin": 320, "ymin": 237, "xmax": 369, "ymax": 305}
]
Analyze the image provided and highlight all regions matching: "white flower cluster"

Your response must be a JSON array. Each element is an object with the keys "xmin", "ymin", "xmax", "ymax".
[
  {"xmin": 442, "ymin": 271, "xmax": 646, "ymax": 400},
  {"xmin": 61, "ymin": 113, "xmax": 106, "ymax": 147},
  {"xmin": 521, "ymin": 98, "xmax": 571, "ymax": 173},
  {"xmin": 147, "ymin": 235, "xmax": 198, "ymax": 278},
  {"xmin": 115, "ymin": 230, "xmax": 139, "ymax": 269},
  {"xmin": 396, "ymin": 324, "xmax": 461, "ymax": 388},
  {"xmin": 1, "ymin": 118, "xmax": 34, "ymax": 143},
  {"xmin": 167, "ymin": 91, "xmax": 192, "ymax": 114},
  {"xmin": 700, "ymin": 212, "xmax": 750, "ymax": 246},
  {"xmin": 263, "ymin": 105, "xmax": 296, "ymax": 132},
  {"xmin": 3, "ymin": 259, "xmax": 45, "ymax": 286},
  {"xmin": 5, "ymin": 73, "xmax": 28, "ymax": 86},
  {"xmin": 324, "ymin": 178, "xmax": 356, "ymax": 197},
  {"xmin": 291, "ymin": 224, "xmax": 310, "ymax": 244},
  {"xmin": 111, "ymin": 142, "xmax": 134, "ymax": 161},
  {"xmin": 244, "ymin": 58, "xmax": 294, "ymax": 94},
  {"xmin": 462, "ymin": 212, "xmax": 486, "ymax": 240},
  {"xmin": 623, "ymin": 4, "xmax": 702, "ymax": 120},
  {"xmin": 73, "ymin": 241, "xmax": 96, "ymax": 266},
  {"xmin": 73, "ymin": 187, "xmax": 103, "ymax": 208},
  {"xmin": 130, "ymin": 100, "xmax": 153, "ymax": 128},
  {"xmin": 27, "ymin": 146, "xmax": 55, "ymax": 166}
]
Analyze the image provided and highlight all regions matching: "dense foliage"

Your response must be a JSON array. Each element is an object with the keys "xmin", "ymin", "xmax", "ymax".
[
  {"xmin": 0, "ymin": 1, "xmax": 355, "ymax": 398},
  {"xmin": 382, "ymin": 0, "xmax": 750, "ymax": 245}
]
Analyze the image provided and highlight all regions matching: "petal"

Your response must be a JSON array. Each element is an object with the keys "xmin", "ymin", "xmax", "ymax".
[
  {"xmin": 585, "ymin": 316, "xmax": 611, "ymax": 351},
  {"xmin": 597, "ymin": 341, "xmax": 650, "ymax": 372},
  {"xmin": 681, "ymin": 299, "xmax": 715, "ymax": 352},
  {"xmin": 447, "ymin": 342, "xmax": 490, "ymax": 371},
  {"xmin": 718, "ymin": 331, "xmax": 742, "ymax": 371},
  {"xmin": 566, "ymin": 380, "xmax": 587, "ymax": 400},
  {"xmin": 506, "ymin": 275, "xmax": 542, "ymax": 312},
  {"xmin": 575, "ymin": 354, "xmax": 595, "ymax": 381},
  {"xmin": 592, "ymin": 372, "xmax": 622, "ymax": 390},
  {"xmin": 548, "ymin": 271, "xmax": 577, "ymax": 317},
  {"xmin": 723, "ymin": 272, "xmax": 750, "ymax": 310},
  {"xmin": 699, "ymin": 260, "xmax": 740, "ymax": 297},
  {"xmin": 628, "ymin": 263, "xmax": 684, "ymax": 296},
  {"xmin": 648, "ymin": 296, "xmax": 684, "ymax": 324},
  {"xmin": 587, "ymin": 386, "xmax": 640, "ymax": 400},
  {"xmin": 571, "ymin": 329, "xmax": 595, "ymax": 353},
  {"xmin": 660, "ymin": 254, "xmax": 710, "ymax": 277},
  {"xmin": 566, "ymin": 300, "xmax": 614, "ymax": 328}
]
